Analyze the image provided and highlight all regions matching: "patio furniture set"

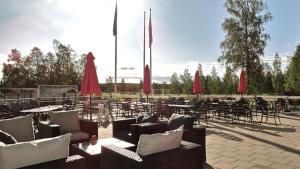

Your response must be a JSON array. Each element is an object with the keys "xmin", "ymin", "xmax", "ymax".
[
  {"xmin": 0, "ymin": 103, "xmax": 207, "ymax": 169},
  {"xmin": 109, "ymin": 97, "xmax": 286, "ymax": 126}
]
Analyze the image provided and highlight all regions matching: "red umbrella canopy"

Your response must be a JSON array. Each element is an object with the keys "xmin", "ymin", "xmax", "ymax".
[
  {"xmin": 81, "ymin": 52, "xmax": 102, "ymax": 96},
  {"xmin": 193, "ymin": 70, "xmax": 202, "ymax": 94},
  {"xmin": 238, "ymin": 70, "xmax": 247, "ymax": 94},
  {"xmin": 143, "ymin": 64, "xmax": 151, "ymax": 94}
]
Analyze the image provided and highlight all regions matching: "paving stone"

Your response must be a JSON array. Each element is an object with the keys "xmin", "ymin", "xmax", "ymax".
[
  {"xmin": 215, "ymin": 156, "xmax": 238, "ymax": 163},
  {"xmin": 232, "ymin": 160, "xmax": 255, "ymax": 168},
  {"xmin": 250, "ymin": 164, "xmax": 272, "ymax": 169},
  {"xmin": 213, "ymin": 161, "xmax": 237, "ymax": 169},
  {"xmin": 251, "ymin": 159, "xmax": 273, "ymax": 166},
  {"xmin": 250, "ymin": 153, "xmax": 271, "ymax": 160},
  {"xmin": 270, "ymin": 163, "xmax": 294, "ymax": 169},
  {"xmin": 219, "ymin": 151, "xmax": 237, "ymax": 158},
  {"xmin": 268, "ymin": 157, "xmax": 291, "ymax": 164},
  {"xmin": 287, "ymin": 161, "xmax": 300, "ymax": 168},
  {"xmin": 234, "ymin": 154, "xmax": 255, "ymax": 162}
]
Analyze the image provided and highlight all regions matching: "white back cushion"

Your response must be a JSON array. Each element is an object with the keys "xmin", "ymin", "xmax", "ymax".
[
  {"xmin": 0, "ymin": 116, "xmax": 34, "ymax": 142},
  {"xmin": 136, "ymin": 126, "xmax": 183, "ymax": 156},
  {"xmin": 0, "ymin": 133, "xmax": 71, "ymax": 169},
  {"xmin": 49, "ymin": 110, "xmax": 80, "ymax": 133}
]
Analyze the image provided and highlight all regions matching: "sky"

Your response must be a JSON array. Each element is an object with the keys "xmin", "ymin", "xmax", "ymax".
[{"xmin": 0, "ymin": 0, "xmax": 299, "ymax": 83}]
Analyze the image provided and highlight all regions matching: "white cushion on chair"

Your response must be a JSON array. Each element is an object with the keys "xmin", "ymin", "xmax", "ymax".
[
  {"xmin": 49, "ymin": 110, "xmax": 80, "ymax": 133},
  {"xmin": 0, "ymin": 115, "xmax": 34, "ymax": 142},
  {"xmin": 0, "ymin": 133, "xmax": 71, "ymax": 169},
  {"xmin": 136, "ymin": 125, "xmax": 183, "ymax": 156}
]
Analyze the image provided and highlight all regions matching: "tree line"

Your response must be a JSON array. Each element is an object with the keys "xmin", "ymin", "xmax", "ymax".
[
  {"xmin": 1, "ymin": 40, "xmax": 85, "ymax": 88},
  {"xmin": 167, "ymin": 46, "xmax": 299, "ymax": 95}
]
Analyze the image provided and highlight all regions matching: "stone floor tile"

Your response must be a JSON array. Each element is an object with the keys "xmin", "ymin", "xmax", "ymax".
[
  {"xmin": 213, "ymin": 161, "xmax": 237, "ymax": 169},
  {"xmin": 250, "ymin": 153, "xmax": 271, "ymax": 160},
  {"xmin": 287, "ymin": 161, "xmax": 300, "ymax": 168},
  {"xmin": 268, "ymin": 157, "xmax": 291, "ymax": 164},
  {"xmin": 232, "ymin": 160, "xmax": 255, "ymax": 168},
  {"xmin": 251, "ymin": 159, "xmax": 273, "ymax": 166},
  {"xmin": 215, "ymin": 156, "xmax": 238, "ymax": 163},
  {"xmin": 270, "ymin": 163, "xmax": 294, "ymax": 169},
  {"xmin": 234, "ymin": 154, "xmax": 255, "ymax": 162}
]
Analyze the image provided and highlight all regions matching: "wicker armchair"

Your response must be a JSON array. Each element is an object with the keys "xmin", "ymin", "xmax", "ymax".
[
  {"xmin": 38, "ymin": 119, "xmax": 98, "ymax": 143},
  {"xmin": 101, "ymin": 141, "xmax": 203, "ymax": 169},
  {"xmin": 112, "ymin": 118, "xmax": 206, "ymax": 162},
  {"xmin": 19, "ymin": 155, "xmax": 85, "ymax": 169}
]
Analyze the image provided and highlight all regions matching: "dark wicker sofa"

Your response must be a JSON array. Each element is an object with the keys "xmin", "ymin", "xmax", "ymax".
[
  {"xmin": 38, "ymin": 119, "xmax": 98, "ymax": 144},
  {"xmin": 112, "ymin": 118, "xmax": 206, "ymax": 162},
  {"xmin": 19, "ymin": 155, "xmax": 85, "ymax": 169},
  {"xmin": 101, "ymin": 141, "xmax": 203, "ymax": 169}
]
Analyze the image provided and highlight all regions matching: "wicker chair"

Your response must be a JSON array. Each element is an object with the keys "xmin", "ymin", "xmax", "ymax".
[
  {"xmin": 0, "ymin": 104, "xmax": 13, "ymax": 119},
  {"xmin": 113, "ymin": 118, "xmax": 206, "ymax": 162},
  {"xmin": 38, "ymin": 119, "xmax": 98, "ymax": 144},
  {"xmin": 101, "ymin": 141, "xmax": 203, "ymax": 169}
]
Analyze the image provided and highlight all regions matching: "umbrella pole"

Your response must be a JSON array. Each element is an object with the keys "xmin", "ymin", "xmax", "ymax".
[
  {"xmin": 147, "ymin": 94, "xmax": 148, "ymax": 103},
  {"xmin": 90, "ymin": 94, "xmax": 92, "ymax": 121}
]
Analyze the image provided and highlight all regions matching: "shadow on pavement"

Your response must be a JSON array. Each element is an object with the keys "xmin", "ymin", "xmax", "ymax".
[
  {"xmin": 207, "ymin": 128, "xmax": 243, "ymax": 142},
  {"xmin": 209, "ymin": 123, "xmax": 300, "ymax": 156}
]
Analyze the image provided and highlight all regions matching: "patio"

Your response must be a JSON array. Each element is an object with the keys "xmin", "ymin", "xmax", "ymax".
[{"xmin": 98, "ymin": 111, "xmax": 300, "ymax": 169}]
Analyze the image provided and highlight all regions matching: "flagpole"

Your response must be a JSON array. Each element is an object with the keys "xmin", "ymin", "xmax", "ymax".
[
  {"xmin": 149, "ymin": 8, "xmax": 152, "ymax": 92},
  {"xmin": 143, "ymin": 11, "xmax": 146, "ymax": 83},
  {"xmin": 113, "ymin": 2, "xmax": 118, "ymax": 94},
  {"xmin": 115, "ymin": 31, "xmax": 117, "ymax": 94}
]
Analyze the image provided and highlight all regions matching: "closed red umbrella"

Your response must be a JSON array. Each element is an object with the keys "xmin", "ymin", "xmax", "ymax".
[
  {"xmin": 143, "ymin": 65, "xmax": 151, "ymax": 102},
  {"xmin": 238, "ymin": 70, "xmax": 247, "ymax": 96},
  {"xmin": 81, "ymin": 52, "xmax": 102, "ymax": 120},
  {"xmin": 193, "ymin": 70, "xmax": 202, "ymax": 96}
]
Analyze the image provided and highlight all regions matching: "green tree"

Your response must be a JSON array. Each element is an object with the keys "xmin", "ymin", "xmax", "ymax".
[
  {"xmin": 285, "ymin": 44, "xmax": 300, "ymax": 93},
  {"xmin": 263, "ymin": 63, "xmax": 273, "ymax": 93},
  {"xmin": 219, "ymin": 0, "xmax": 272, "ymax": 94},
  {"xmin": 223, "ymin": 66, "xmax": 238, "ymax": 94},
  {"xmin": 2, "ymin": 40, "xmax": 85, "ymax": 88},
  {"xmin": 205, "ymin": 75, "xmax": 212, "ymax": 94},
  {"xmin": 180, "ymin": 69, "xmax": 193, "ymax": 94},
  {"xmin": 209, "ymin": 66, "xmax": 222, "ymax": 94},
  {"xmin": 272, "ymin": 53, "xmax": 284, "ymax": 94},
  {"xmin": 170, "ymin": 73, "xmax": 181, "ymax": 94},
  {"xmin": 105, "ymin": 76, "xmax": 113, "ymax": 94},
  {"xmin": 2, "ymin": 49, "xmax": 29, "ymax": 87},
  {"xmin": 24, "ymin": 47, "xmax": 48, "ymax": 87}
]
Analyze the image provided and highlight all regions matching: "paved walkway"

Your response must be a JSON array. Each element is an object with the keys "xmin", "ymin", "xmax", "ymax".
[{"xmin": 97, "ymin": 111, "xmax": 300, "ymax": 169}]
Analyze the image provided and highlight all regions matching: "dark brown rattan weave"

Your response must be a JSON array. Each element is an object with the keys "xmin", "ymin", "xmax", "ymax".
[
  {"xmin": 18, "ymin": 155, "xmax": 85, "ymax": 169},
  {"xmin": 101, "ymin": 141, "xmax": 203, "ymax": 169}
]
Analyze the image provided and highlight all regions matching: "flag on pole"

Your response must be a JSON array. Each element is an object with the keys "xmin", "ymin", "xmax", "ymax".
[
  {"xmin": 148, "ymin": 10, "xmax": 153, "ymax": 48},
  {"xmin": 113, "ymin": 3, "xmax": 117, "ymax": 36}
]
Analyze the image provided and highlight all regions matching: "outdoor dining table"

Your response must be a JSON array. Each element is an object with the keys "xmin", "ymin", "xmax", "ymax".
[
  {"xmin": 21, "ymin": 105, "xmax": 64, "ymax": 125},
  {"xmin": 168, "ymin": 104, "xmax": 195, "ymax": 115}
]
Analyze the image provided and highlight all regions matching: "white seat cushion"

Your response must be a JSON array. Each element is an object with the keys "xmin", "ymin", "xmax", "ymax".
[
  {"xmin": 0, "ymin": 116, "xmax": 34, "ymax": 142},
  {"xmin": 49, "ymin": 110, "xmax": 80, "ymax": 133},
  {"xmin": 0, "ymin": 141, "xmax": 5, "ymax": 146},
  {"xmin": 64, "ymin": 131, "xmax": 89, "ymax": 141},
  {"xmin": 136, "ymin": 125, "xmax": 183, "ymax": 156},
  {"xmin": 0, "ymin": 133, "xmax": 71, "ymax": 169}
]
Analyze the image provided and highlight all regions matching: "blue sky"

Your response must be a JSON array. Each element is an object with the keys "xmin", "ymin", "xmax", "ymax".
[{"xmin": 0, "ymin": 0, "xmax": 299, "ymax": 83}]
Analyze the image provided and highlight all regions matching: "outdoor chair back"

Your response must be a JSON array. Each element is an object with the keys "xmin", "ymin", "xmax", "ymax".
[
  {"xmin": 21, "ymin": 101, "xmax": 32, "ymax": 110},
  {"xmin": 11, "ymin": 102, "xmax": 22, "ymax": 116},
  {"xmin": 0, "ymin": 104, "xmax": 13, "ymax": 119}
]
